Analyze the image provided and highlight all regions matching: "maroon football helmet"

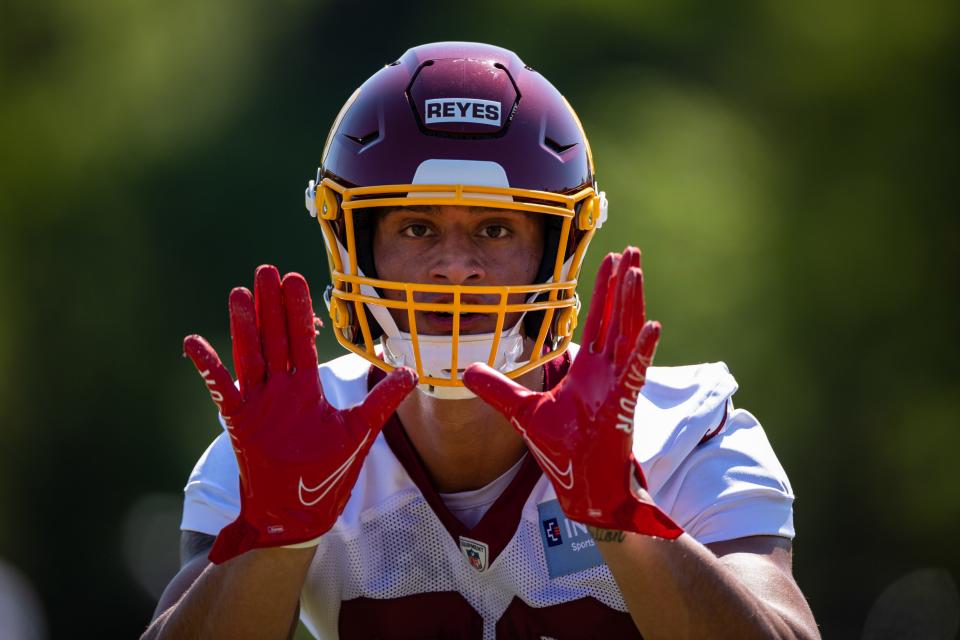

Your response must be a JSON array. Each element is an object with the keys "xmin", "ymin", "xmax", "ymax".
[{"xmin": 305, "ymin": 42, "xmax": 607, "ymax": 397}]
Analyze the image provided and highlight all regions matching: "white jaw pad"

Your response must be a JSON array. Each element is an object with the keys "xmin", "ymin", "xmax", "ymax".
[
  {"xmin": 382, "ymin": 323, "xmax": 525, "ymax": 382},
  {"xmin": 409, "ymin": 159, "xmax": 513, "ymax": 202}
]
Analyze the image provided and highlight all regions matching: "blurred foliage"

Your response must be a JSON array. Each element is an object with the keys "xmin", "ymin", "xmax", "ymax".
[{"xmin": 1, "ymin": 0, "xmax": 957, "ymax": 636}]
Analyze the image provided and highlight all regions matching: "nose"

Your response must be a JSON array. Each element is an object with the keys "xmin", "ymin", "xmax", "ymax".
[{"xmin": 428, "ymin": 233, "xmax": 485, "ymax": 285}]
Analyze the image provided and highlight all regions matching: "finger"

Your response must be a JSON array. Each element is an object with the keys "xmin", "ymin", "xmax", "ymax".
[
  {"xmin": 354, "ymin": 367, "xmax": 418, "ymax": 429},
  {"xmin": 616, "ymin": 321, "xmax": 660, "ymax": 398},
  {"xmin": 580, "ymin": 252, "xmax": 618, "ymax": 351},
  {"xmin": 613, "ymin": 267, "xmax": 646, "ymax": 367},
  {"xmin": 183, "ymin": 334, "xmax": 242, "ymax": 415},
  {"xmin": 255, "ymin": 265, "xmax": 289, "ymax": 374},
  {"xmin": 462, "ymin": 363, "xmax": 537, "ymax": 422},
  {"xmin": 229, "ymin": 287, "xmax": 265, "ymax": 396},
  {"xmin": 282, "ymin": 273, "xmax": 319, "ymax": 374},
  {"xmin": 601, "ymin": 246, "xmax": 640, "ymax": 356}
]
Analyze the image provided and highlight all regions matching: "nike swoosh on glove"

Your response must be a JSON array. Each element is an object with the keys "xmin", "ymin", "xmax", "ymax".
[
  {"xmin": 184, "ymin": 265, "xmax": 417, "ymax": 564},
  {"xmin": 463, "ymin": 248, "xmax": 682, "ymax": 538}
]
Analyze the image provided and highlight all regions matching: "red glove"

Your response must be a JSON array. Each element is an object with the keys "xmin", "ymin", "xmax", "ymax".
[
  {"xmin": 184, "ymin": 265, "xmax": 417, "ymax": 564},
  {"xmin": 463, "ymin": 248, "xmax": 682, "ymax": 538}
]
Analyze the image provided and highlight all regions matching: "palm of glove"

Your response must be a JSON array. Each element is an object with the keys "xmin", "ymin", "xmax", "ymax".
[
  {"xmin": 184, "ymin": 266, "xmax": 416, "ymax": 563},
  {"xmin": 509, "ymin": 338, "xmax": 648, "ymax": 524},
  {"xmin": 221, "ymin": 367, "xmax": 376, "ymax": 552},
  {"xmin": 464, "ymin": 248, "xmax": 682, "ymax": 538}
]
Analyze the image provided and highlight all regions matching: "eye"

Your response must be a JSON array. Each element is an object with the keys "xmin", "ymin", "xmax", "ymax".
[
  {"xmin": 401, "ymin": 223, "xmax": 434, "ymax": 238},
  {"xmin": 479, "ymin": 224, "xmax": 510, "ymax": 239}
]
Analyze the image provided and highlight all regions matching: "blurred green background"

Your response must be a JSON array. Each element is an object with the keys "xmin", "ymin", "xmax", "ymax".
[{"xmin": 1, "ymin": 0, "xmax": 958, "ymax": 637}]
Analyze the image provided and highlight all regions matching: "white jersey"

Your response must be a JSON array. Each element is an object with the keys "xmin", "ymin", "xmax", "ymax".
[{"xmin": 182, "ymin": 350, "xmax": 795, "ymax": 639}]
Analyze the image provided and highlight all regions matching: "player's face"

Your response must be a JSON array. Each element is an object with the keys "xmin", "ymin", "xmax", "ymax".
[{"xmin": 373, "ymin": 205, "xmax": 545, "ymax": 335}]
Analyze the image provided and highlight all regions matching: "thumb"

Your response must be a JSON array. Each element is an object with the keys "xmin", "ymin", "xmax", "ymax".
[
  {"xmin": 463, "ymin": 363, "xmax": 537, "ymax": 421},
  {"xmin": 183, "ymin": 334, "xmax": 242, "ymax": 416},
  {"xmin": 355, "ymin": 366, "xmax": 418, "ymax": 428}
]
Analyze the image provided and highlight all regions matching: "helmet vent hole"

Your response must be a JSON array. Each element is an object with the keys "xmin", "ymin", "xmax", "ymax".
[
  {"xmin": 344, "ymin": 130, "xmax": 380, "ymax": 147},
  {"xmin": 543, "ymin": 137, "xmax": 577, "ymax": 154}
]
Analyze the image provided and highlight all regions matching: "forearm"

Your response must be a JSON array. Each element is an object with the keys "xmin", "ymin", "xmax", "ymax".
[
  {"xmin": 142, "ymin": 546, "xmax": 314, "ymax": 640},
  {"xmin": 592, "ymin": 529, "xmax": 818, "ymax": 640}
]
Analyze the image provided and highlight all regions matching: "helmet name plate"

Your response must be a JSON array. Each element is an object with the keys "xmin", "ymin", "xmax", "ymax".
[{"xmin": 424, "ymin": 98, "xmax": 501, "ymax": 126}]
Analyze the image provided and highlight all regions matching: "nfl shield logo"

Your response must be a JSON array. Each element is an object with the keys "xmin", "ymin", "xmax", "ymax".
[{"xmin": 459, "ymin": 536, "xmax": 490, "ymax": 573}]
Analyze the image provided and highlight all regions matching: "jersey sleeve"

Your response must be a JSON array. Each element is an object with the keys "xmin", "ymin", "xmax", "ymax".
[
  {"xmin": 180, "ymin": 427, "xmax": 240, "ymax": 535},
  {"xmin": 655, "ymin": 405, "xmax": 796, "ymax": 544},
  {"xmin": 638, "ymin": 362, "xmax": 795, "ymax": 544}
]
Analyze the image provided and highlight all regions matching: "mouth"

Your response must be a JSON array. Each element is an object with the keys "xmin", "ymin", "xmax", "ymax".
[{"xmin": 421, "ymin": 311, "xmax": 490, "ymax": 334}]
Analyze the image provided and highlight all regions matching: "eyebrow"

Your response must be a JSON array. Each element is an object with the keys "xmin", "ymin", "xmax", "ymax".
[{"xmin": 396, "ymin": 205, "xmax": 440, "ymax": 215}]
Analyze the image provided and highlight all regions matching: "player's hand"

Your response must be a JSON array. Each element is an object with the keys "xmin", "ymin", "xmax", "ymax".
[
  {"xmin": 183, "ymin": 265, "xmax": 417, "ymax": 564},
  {"xmin": 463, "ymin": 248, "xmax": 682, "ymax": 538}
]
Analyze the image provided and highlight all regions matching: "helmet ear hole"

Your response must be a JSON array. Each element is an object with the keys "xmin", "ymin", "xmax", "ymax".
[
  {"xmin": 352, "ymin": 207, "xmax": 381, "ymax": 281},
  {"xmin": 533, "ymin": 216, "xmax": 565, "ymax": 285},
  {"xmin": 351, "ymin": 207, "xmax": 386, "ymax": 344}
]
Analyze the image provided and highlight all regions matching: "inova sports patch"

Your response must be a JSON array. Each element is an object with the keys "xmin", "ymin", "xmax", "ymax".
[
  {"xmin": 536, "ymin": 500, "xmax": 605, "ymax": 578},
  {"xmin": 424, "ymin": 98, "xmax": 501, "ymax": 126}
]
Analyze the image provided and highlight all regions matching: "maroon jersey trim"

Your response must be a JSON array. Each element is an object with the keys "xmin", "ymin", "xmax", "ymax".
[
  {"xmin": 367, "ymin": 352, "xmax": 571, "ymax": 565},
  {"xmin": 338, "ymin": 592, "xmax": 642, "ymax": 639},
  {"xmin": 339, "ymin": 591, "xmax": 484, "ymax": 639},
  {"xmin": 698, "ymin": 399, "xmax": 730, "ymax": 445}
]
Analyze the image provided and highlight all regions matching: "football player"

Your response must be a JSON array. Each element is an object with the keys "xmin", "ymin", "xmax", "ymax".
[{"xmin": 143, "ymin": 42, "xmax": 820, "ymax": 639}]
